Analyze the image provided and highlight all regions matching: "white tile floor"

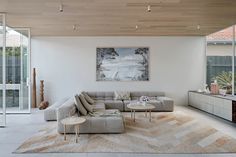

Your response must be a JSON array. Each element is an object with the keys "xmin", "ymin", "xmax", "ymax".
[{"xmin": 1, "ymin": 106, "xmax": 236, "ymax": 157}]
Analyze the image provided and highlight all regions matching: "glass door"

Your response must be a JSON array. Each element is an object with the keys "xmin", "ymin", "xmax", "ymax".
[
  {"xmin": 5, "ymin": 27, "xmax": 30, "ymax": 113},
  {"xmin": 0, "ymin": 14, "xmax": 6, "ymax": 126}
]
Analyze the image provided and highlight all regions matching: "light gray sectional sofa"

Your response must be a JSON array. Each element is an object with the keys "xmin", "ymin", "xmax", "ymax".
[{"xmin": 44, "ymin": 91, "xmax": 174, "ymax": 134}]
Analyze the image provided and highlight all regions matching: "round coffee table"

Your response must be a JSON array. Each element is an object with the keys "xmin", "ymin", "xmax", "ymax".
[
  {"xmin": 127, "ymin": 103, "xmax": 155, "ymax": 122},
  {"xmin": 61, "ymin": 116, "xmax": 86, "ymax": 143}
]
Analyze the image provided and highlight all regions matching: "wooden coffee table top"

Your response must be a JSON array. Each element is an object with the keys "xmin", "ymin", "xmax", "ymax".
[
  {"xmin": 61, "ymin": 116, "xmax": 86, "ymax": 126},
  {"xmin": 127, "ymin": 103, "xmax": 155, "ymax": 110}
]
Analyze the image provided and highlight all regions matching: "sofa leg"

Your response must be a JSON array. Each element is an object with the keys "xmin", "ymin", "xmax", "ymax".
[
  {"xmin": 149, "ymin": 110, "xmax": 152, "ymax": 122},
  {"xmin": 64, "ymin": 125, "xmax": 66, "ymax": 141},
  {"xmin": 134, "ymin": 110, "xmax": 135, "ymax": 122}
]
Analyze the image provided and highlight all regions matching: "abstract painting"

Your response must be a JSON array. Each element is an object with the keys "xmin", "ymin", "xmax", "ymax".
[{"xmin": 96, "ymin": 47, "xmax": 149, "ymax": 81}]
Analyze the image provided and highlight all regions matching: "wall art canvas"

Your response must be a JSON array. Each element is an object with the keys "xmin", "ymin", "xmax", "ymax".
[{"xmin": 96, "ymin": 47, "xmax": 149, "ymax": 81}]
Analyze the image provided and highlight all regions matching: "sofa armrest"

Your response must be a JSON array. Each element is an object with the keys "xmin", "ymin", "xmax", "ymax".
[
  {"xmin": 157, "ymin": 97, "xmax": 174, "ymax": 111},
  {"xmin": 57, "ymin": 98, "xmax": 77, "ymax": 133},
  {"xmin": 44, "ymin": 97, "xmax": 69, "ymax": 121},
  {"xmin": 57, "ymin": 102, "xmax": 76, "ymax": 121}
]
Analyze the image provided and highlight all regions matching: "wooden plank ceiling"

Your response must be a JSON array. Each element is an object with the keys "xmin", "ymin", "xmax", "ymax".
[{"xmin": 0, "ymin": 0, "xmax": 236, "ymax": 36}]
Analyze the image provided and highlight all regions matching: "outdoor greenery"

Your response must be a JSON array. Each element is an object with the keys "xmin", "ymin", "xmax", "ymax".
[
  {"xmin": 212, "ymin": 71, "xmax": 235, "ymax": 94},
  {"xmin": 0, "ymin": 47, "xmax": 21, "ymax": 56}
]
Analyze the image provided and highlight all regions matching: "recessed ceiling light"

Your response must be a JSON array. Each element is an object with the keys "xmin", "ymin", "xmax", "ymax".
[
  {"xmin": 135, "ymin": 25, "xmax": 138, "ymax": 29},
  {"xmin": 197, "ymin": 25, "xmax": 201, "ymax": 30},
  {"xmin": 59, "ymin": 4, "xmax": 63, "ymax": 12},
  {"xmin": 147, "ymin": 5, "xmax": 151, "ymax": 12},
  {"xmin": 73, "ymin": 24, "xmax": 78, "ymax": 31}
]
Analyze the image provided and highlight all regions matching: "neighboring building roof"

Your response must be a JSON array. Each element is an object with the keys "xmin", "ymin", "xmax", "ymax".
[
  {"xmin": 207, "ymin": 26, "xmax": 235, "ymax": 42},
  {"xmin": 0, "ymin": 34, "xmax": 28, "ymax": 47}
]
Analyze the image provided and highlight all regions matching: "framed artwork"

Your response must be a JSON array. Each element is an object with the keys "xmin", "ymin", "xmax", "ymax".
[{"xmin": 96, "ymin": 47, "xmax": 149, "ymax": 81}]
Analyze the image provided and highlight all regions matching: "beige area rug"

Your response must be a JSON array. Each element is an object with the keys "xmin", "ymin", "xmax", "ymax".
[{"xmin": 14, "ymin": 111, "xmax": 236, "ymax": 153}]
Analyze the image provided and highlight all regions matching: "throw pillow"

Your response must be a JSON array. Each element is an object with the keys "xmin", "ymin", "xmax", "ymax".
[
  {"xmin": 82, "ymin": 92, "xmax": 95, "ymax": 104},
  {"xmin": 74, "ymin": 94, "xmax": 87, "ymax": 116},
  {"xmin": 79, "ymin": 94, "xmax": 93, "ymax": 113},
  {"xmin": 114, "ymin": 91, "xmax": 130, "ymax": 100}
]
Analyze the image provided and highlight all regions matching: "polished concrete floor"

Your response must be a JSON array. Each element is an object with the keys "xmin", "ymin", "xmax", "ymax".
[{"xmin": 1, "ymin": 105, "xmax": 236, "ymax": 157}]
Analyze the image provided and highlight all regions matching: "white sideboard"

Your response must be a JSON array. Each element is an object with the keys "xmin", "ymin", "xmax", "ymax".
[{"xmin": 188, "ymin": 91, "xmax": 236, "ymax": 122}]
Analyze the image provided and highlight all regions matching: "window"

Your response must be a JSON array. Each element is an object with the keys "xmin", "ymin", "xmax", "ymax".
[{"xmin": 206, "ymin": 26, "xmax": 235, "ymax": 95}]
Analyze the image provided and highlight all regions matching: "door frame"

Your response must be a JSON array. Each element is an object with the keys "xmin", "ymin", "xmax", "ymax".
[
  {"xmin": 5, "ymin": 27, "xmax": 31, "ymax": 114},
  {"xmin": 0, "ymin": 13, "xmax": 6, "ymax": 126}
]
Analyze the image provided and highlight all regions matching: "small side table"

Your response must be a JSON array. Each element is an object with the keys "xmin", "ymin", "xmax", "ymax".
[{"xmin": 61, "ymin": 116, "xmax": 86, "ymax": 143}]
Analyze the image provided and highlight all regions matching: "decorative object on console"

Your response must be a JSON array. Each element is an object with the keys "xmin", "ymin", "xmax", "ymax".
[
  {"xmin": 39, "ymin": 101, "xmax": 49, "ymax": 110},
  {"xmin": 96, "ymin": 47, "xmax": 149, "ymax": 81},
  {"xmin": 203, "ymin": 84, "xmax": 210, "ymax": 94},
  {"xmin": 212, "ymin": 71, "xmax": 232, "ymax": 94},
  {"xmin": 219, "ymin": 89, "xmax": 227, "ymax": 96},
  {"xmin": 211, "ymin": 80, "xmax": 219, "ymax": 94},
  {"xmin": 206, "ymin": 87, "xmax": 210, "ymax": 94},
  {"xmin": 197, "ymin": 89, "xmax": 202, "ymax": 93},
  {"xmin": 114, "ymin": 91, "xmax": 130, "ymax": 100},
  {"xmin": 40, "ymin": 80, "xmax": 44, "ymax": 103},
  {"xmin": 32, "ymin": 68, "xmax": 37, "ymax": 108}
]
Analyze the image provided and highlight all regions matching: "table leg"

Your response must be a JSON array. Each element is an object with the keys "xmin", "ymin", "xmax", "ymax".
[
  {"xmin": 64, "ymin": 125, "xmax": 66, "ymax": 141},
  {"xmin": 131, "ymin": 109, "xmax": 133, "ymax": 119},
  {"xmin": 149, "ymin": 110, "xmax": 151, "ymax": 122},
  {"xmin": 123, "ymin": 116, "xmax": 126, "ymax": 128},
  {"xmin": 75, "ymin": 125, "xmax": 79, "ymax": 143},
  {"xmin": 145, "ymin": 110, "xmax": 147, "ymax": 117},
  {"xmin": 134, "ymin": 110, "xmax": 135, "ymax": 122}
]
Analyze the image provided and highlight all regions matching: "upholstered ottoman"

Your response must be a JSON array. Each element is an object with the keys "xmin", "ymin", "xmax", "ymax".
[
  {"xmin": 58, "ymin": 114, "xmax": 125, "ymax": 134},
  {"xmin": 57, "ymin": 100, "xmax": 125, "ymax": 134}
]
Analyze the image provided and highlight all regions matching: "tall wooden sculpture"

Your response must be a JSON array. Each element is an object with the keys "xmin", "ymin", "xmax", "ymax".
[
  {"xmin": 40, "ymin": 80, "xmax": 44, "ymax": 103},
  {"xmin": 32, "ymin": 68, "xmax": 37, "ymax": 108},
  {"xmin": 39, "ymin": 80, "xmax": 49, "ymax": 110}
]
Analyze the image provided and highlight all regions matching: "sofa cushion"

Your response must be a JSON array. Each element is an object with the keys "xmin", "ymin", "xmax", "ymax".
[
  {"xmin": 114, "ymin": 91, "xmax": 130, "ymax": 100},
  {"xmin": 82, "ymin": 92, "xmax": 95, "ymax": 104},
  {"xmin": 157, "ymin": 97, "xmax": 174, "ymax": 106},
  {"xmin": 94, "ymin": 100, "xmax": 105, "ymax": 103},
  {"xmin": 86, "ymin": 92, "xmax": 114, "ymax": 100},
  {"xmin": 92, "ymin": 102, "xmax": 106, "ymax": 111},
  {"xmin": 148, "ymin": 100, "xmax": 161, "ymax": 106},
  {"xmin": 74, "ymin": 95, "xmax": 87, "ymax": 116},
  {"xmin": 104, "ymin": 100, "xmax": 124, "ymax": 111},
  {"xmin": 79, "ymin": 94, "xmax": 93, "ymax": 113},
  {"xmin": 83, "ymin": 115, "xmax": 125, "ymax": 133},
  {"xmin": 130, "ymin": 91, "xmax": 165, "ymax": 100}
]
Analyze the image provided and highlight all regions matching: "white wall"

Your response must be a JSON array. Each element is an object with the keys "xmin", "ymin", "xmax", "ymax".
[
  {"xmin": 207, "ymin": 45, "xmax": 232, "ymax": 56},
  {"xmin": 31, "ymin": 36, "xmax": 205, "ymax": 106}
]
